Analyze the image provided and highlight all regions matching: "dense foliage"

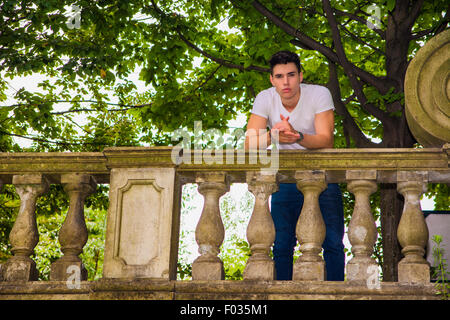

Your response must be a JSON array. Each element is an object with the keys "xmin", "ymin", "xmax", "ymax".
[
  {"xmin": 0, "ymin": 1, "xmax": 448, "ymax": 280},
  {"xmin": 1, "ymin": 0, "xmax": 448, "ymax": 151}
]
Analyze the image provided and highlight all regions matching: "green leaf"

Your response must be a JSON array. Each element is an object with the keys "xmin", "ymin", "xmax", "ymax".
[{"xmin": 387, "ymin": 0, "xmax": 396, "ymax": 12}]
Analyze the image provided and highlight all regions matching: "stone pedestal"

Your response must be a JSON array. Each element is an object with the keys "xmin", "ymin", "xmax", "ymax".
[
  {"xmin": 192, "ymin": 260, "xmax": 225, "ymax": 281},
  {"xmin": 398, "ymin": 263, "xmax": 430, "ymax": 284},
  {"xmin": 294, "ymin": 261, "xmax": 325, "ymax": 282},
  {"xmin": 2, "ymin": 257, "xmax": 39, "ymax": 282},
  {"xmin": 50, "ymin": 257, "xmax": 88, "ymax": 283},
  {"xmin": 103, "ymin": 167, "xmax": 178, "ymax": 279}
]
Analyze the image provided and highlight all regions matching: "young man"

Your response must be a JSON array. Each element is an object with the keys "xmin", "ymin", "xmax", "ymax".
[{"xmin": 245, "ymin": 50, "xmax": 345, "ymax": 281}]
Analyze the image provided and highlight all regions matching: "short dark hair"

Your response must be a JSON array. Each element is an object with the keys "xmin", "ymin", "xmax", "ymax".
[{"xmin": 269, "ymin": 51, "xmax": 301, "ymax": 74}]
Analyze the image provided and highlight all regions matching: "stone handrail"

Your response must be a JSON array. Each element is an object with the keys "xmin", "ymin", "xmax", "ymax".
[{"xmin": 0, "ymin": 146, "xmax": 449, "ymax": 285}]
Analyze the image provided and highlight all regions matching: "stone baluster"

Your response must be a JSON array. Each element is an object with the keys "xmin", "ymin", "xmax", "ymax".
[
  {"xmin": 50, "ymin": 174, "xmax": 96, "ymax": 281},
  {"xmin": 346, "ymin": 170, "xmax": 379, "ymax": 282},
  {"xmin": 397, "ymin": 171, "xmax": 430, "ymax": 284},
  {"xmin": 192, "ymin": 172, "xmax": 229, "ymax": 280},
  {"xmin": 293, "ymin": 170, "xmax": 327, "ymax": 281},
  {"xmin": 3, "ymin": 174, "xmax": 49, "ymax": 281},
  {"xmin": 243, "ymin": 171, "xmax": 278, "ymax": 280}
]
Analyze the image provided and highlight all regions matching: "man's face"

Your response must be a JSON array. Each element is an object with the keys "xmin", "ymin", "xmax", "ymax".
[{"xmin": 270, "ymin": 62, "xmax": 303, "ymax": 101}]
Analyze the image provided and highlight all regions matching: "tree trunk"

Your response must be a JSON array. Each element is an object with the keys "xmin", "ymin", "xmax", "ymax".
[{"xmin": 379, "ymin": 183, "xmax": 404, "ymax": 281}]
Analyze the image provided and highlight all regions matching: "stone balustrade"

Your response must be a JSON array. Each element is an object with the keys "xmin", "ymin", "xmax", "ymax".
[{"xmin": 0, "ymin": 146, "xmax": 449, "ymax": 299}]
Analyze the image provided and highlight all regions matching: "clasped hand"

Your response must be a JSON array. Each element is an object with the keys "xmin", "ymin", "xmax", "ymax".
[{"xmin": 270, "ymin": 114, "xmax": 300, "ymax": 144}]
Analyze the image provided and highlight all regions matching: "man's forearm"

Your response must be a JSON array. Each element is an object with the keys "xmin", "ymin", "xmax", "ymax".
[
  {"xmin": 245, "ymin": 130, "xmax": 271, "ymax": 150},
  {"xmin": 297, "ymin": 132, "xmax": 333, "ymax": 149},
  {"xmin": 245, "ymin": 129, "xmax": 333, "ymax": 150}
]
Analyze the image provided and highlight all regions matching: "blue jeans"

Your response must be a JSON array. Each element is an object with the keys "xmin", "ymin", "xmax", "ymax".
[{"xmin": 270, "ymin": 183, "xmax": 345, "ymax": 281}]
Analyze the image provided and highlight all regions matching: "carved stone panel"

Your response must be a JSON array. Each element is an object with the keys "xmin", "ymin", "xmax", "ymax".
[
  {"xmin": 103, "ymin": 168, "xmax": 177, "ymax": 279},
  {"xmin": 116, "ymin": 180, "xmax": 162, "ymax": 265}
]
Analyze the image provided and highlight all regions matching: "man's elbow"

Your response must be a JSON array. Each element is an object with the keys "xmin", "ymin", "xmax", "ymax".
[
  {"xmin": 244, "ymin": 138, "xmax": 250, "ymax": 150},
  {"xmin": 324, "ymin": 136, "xmax": 334, "ymax": 148},
  {"xmin": 311, "ymin": 135, "xmax": 333, "ymax": 149}
]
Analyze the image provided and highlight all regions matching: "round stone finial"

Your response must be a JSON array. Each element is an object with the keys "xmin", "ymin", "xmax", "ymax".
[{"xmin": 405, "ymin": 29, "xmax": 450, "ymax": 147}]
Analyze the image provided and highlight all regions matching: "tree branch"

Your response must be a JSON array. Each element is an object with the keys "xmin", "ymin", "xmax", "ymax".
[
  {"xmin": 410, "ymin": 6, "xmax": 450, "ymax": 40},
  {"xmin": 339, "ymin": 24, "xmax": 385, "ymax": 56},
  {"xmin": 333, "ymin": 8, "xmax": 386, "ymax": 39},
  {"xmin": 50, "ymin": 103, "xmax": 150, "ymax": 115},
  {"xmin": 251, "ymin": 1, "xmax": 336, "ymax": 59},
  {"xmin": 405, "ymin": 0, "xmax": 425, "ymax": 29},
  {"xmin": 0, "ymin": 130, "xmax": 82, "ymax": 146},
  {"xmin": 322, "ymin": 0, "xmax": 389, "ymax": 122},
  {"xmin": 177, "ymin": 32, "xmax": 269, "ymax": 73},
  {"xmin": 150, "ymin": 0, "xmax": 269, "ymax": 73},
  {"xmin": 410, "ymin": 27, "xmax": 435, "ymax": 40},
  {"xmin": 191, "ymin": 65, "xmax": 222, "ymax": 92},
  {"xmin": 327, "ymin": 61, "xmax": 378, "ymax": 148},
  {"xmin": 250, "ymin": 0, "xmax": 388, "ymax": 92},
  {"xmin": 1, "ymin": 100, "xmax": 151, "ymax": 115}
]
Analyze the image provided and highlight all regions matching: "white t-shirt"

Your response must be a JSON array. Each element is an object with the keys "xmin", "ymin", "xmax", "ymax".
[{"xmin": 251, "ymin": 83, "xmax": 335, "ymax": 150}]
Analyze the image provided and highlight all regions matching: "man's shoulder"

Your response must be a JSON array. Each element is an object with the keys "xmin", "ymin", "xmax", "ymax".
[
  {"xmin": 301, "ymin": 83, "xmax": 331, "ymax": 95},
  {"xmin": 252, "ymin": 87, "xmax": 278, "ymax": 117},
  {"xmin": 300, "ymin": 83, "xmax": 334, "ymax": 112},
  {"xmin": 256, "ymin": 86, "xmax": 277, "ymax": 99}
]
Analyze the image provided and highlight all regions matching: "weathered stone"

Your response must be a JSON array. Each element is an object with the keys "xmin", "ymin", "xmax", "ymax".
[
  {"xmin": 192, "ymin": 172, "xmax": 229, "ymax": 280},
  {"xmin": 346, "ymin": 171, "xmax": 379, "ymax": 282},
  {"xmin": 50, "ymin": 174, "xmax": 96, "ymax": 281},
  {"xmin": 50, "ymin": 259, "xmax": 88, "ymax": 284},
  {"xmin": 3, "ymin": 175, "xmax": 49, "ymax": 282},
  {"xmin": 103, "ymin": 167, "xmax": 178, "ymax": 279},
  {"xmin": 1, "ymin": 142, "xmax": 449, "ymax": 298},
  {"xmin": 192, "ymin": 259, "xmax": 225, "ymax": 281},
  {"xmin": 243, "ymin": 171, "xmax": 277, "ymax": 281},
  {"xmin": 397, "ymin": 173, "xmax": 430, "ymax": 284},
  {"xmin": 442, "ymin": 143, "xmax": 450, "ymax": 166},
  {"xmin": 293, "ymin": 170, "xmax": 327, "ymax": 281},
  {"xmin": 0, "ymin": 148, "xmax": 449, "ymax": 179},
  {"xmin": 397, "ymin": 170, "xmax": 428, "ymax": 183},
  {"xmin": 2, "ymin": 258, "xmax": 39, "ymax": 282},
  {"xmin": 0, "ymin": 153, "xmax": 108, "ymax": 183},
  {"xmin": 293, "ymin": 261, "xmax": 325, "ymax": 281},
  {"xmin": 398, "ymin": 263, "xmax": 430, "ymax": 284},
  {"xmin": 0, "ymin": 279, "xmax": 440, "ymax": 300},
  {"xmin": 346, "ymin": 169, "xmax": 377, "ymax": 181},
  {"xmin": 404, "ymin": 28, "xmax": 450, "ymax": 147}
]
